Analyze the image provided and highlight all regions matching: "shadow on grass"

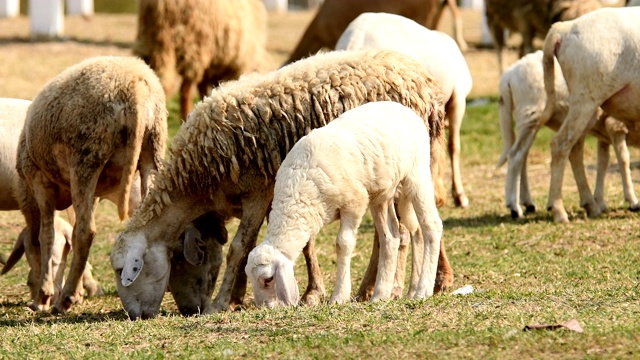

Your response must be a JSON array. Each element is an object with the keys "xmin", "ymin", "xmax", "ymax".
[
  {"xmin": 0, "ymin": 309, "xmax": 130, "ymax": 327},
  {"xmin": 443, "ymin": 211, "xmax": 554, "ymax": 229},
  {"xmin": 0, "ymin": 36, "xmax": 133, "ymax": 50}
]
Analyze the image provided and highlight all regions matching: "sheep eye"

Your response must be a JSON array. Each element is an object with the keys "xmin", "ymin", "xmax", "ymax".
[{"xmin": 264, "ymin": 276, "xmax": 274, "ymax": 285}]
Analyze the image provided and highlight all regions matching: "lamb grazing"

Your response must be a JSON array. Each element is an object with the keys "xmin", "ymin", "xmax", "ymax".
[
  {"xmin": 485, "ymin": 0, "xmax": 602, "ymax": 74},
  {"xmin": 110, "ymin": 49, "xmax": 446, "ymax": 320},
  {"xmin": 246, "ymin": 102, "xmax": 443, "ymax": 307},
  {"xmin": 15, "ymin": 56, "xmax": 168, "ymax": 313},
  {"xmin": 0, "ymin": 98, "xmax": 101, "ymax": 299},
  {"xmin": 498, "ymin": 50, "xmax": 640, "ymax": 219},
  {"xmin": 134, "ymin": 0, "xmax": 267, "ymax": 121},
  {"xmin": 284, "ymin": 0, "xmax": 468, "ymax": 65},
  {"xmin": 540, "ymin": 7, "xmax": 640, "ymax": 223}
]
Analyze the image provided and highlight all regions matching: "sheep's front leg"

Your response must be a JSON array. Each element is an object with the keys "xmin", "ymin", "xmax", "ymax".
[
  {"xmin": 179, "ymin": 78, "xmax": 195, "ymax": 121},
  {"xmin": 330, "ymin": 215, "xmax": 361, "ymax": 305},
  {"xmin": 301, "ymin": 236, "xmax": 326, "ymax": 306},
  {"xmin": 506, "ymin": 123, "xmax": 539, "ymax": 218},
  {"xmin": 212, "ymin": 195, "xmax": 272, "ymax": 311},
  {"xmin": 53, "ymin": 170, "xmax": 101, "ymax": 313},
  {"xmin": 371, "ymin": 202, "xmax": 401, "ymax": 302}
]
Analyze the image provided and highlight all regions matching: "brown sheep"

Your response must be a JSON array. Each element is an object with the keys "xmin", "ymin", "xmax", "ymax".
[
  {"xmin": 485, "ymin": 0, "xmax": 602, "ymax": 74},
  {"xmin": 111, "ymin": 49, "xmax": 448, "ymax": 320},
  {"xmin": 284, "ymin": 0, "xmax": 468, "ymax": 65},
  {"xmin": 16, "ymin": 56, "xmax": 168, "ymax": 313},
  {"xmin": 134, "ymin": 0, "xmax": 267, "ymax": 121}
]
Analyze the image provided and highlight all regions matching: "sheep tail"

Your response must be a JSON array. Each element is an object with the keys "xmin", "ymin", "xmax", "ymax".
[
  {"xmin": 539, "ymin": 28, "xmax": 561, "ymax": 127},
  {"xmin": 497, "ymin": 79, "xmax": 514, "ymax": 168},
  {"xmin": 1, "ymin": 229, "xmax": 26, "ymax": 275},
  {"xmin": 117, "ymin": 78, "xmax": 148, "ymax": 221}
]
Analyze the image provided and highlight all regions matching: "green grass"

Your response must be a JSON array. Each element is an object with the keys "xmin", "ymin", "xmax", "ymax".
[{"xmin": 1, "ymin": 99, "xmax": 639, "ymax": 359}]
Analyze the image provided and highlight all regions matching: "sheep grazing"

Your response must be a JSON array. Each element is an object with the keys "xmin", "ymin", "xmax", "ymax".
[
  {"xmin": 485, "ymin": 0, "xmax": 602, "ymax": 74},
  {"xmin": 111, "ymin": 48, "xmax": 446, "ymax": 320},
  {"xmin": 0, "ymin": 97, "xmax": 103, "ymax": 300},
  {"xmin": 16, "ymin": 56, "xmax": 168, "ymax": 313},
  {"xmin": 246, "ymin": 102, "xmax": 443, "ymax": 307},
  {"xmin": 134, "ymin": 0, "xmax": 267, "ymax": 121},
  {"xmin": 284, "ymin": 0, "xmax": 468, "ymax": 65},
  {"xmin": 540, "ymin": 7, "xmax": 640, "ymax": 223},
  {"xmin": 498, "ymin": 50, "xmax": 640, "ymax": 219}
]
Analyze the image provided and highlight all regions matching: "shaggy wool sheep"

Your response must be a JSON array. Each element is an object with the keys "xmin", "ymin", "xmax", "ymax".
[
  {"xmin": 16, "ymin": 56, "xmax": 168, "ymax": 313},
  {"xmin": 134, "ymin": 0, "xmax": 267, "ymax": 121},
  {"xmin": 110, "ymin": 49, "xmax": 447, "ymax": 320},
  {"xmin": 498, "ymin": 50, "xmax": 640, "ymax": 219},
  {"xmin": 485, "ymin": 0, "xmax": 602, "ymax": 74},
  {"xmin": 540, "ymin": 7, "xmax": 640, "ymax": 223},
  {"xmin": 246, "ymin": 102, "xmax": 443, "ymax": 307},
  {"xmin": 285, "ymin": 0, "xmax": 468, "ymax": 65}
]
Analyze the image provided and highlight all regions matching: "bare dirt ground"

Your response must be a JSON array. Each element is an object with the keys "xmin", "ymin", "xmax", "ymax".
[{"xmin": 0, "ymin": 8, "xmax": 516, "ymax": 101}]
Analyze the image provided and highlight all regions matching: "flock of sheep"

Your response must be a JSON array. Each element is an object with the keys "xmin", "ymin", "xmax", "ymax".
[{"xmin": 0, "ymin": 0, "xmax": 638, "ymax": 320}]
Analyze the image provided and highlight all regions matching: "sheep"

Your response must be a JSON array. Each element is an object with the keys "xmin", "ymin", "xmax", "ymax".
[
  {"xmin": 134, "ymin": 0, "xmax": 267, "ymax": 121},
  {"xmin": 540, "ymin": 7, "xmax": 640, "ymax": 223},
  {"xmin": 246, "ymin": 101, "xmax": 443, "ymax": 307},
  {"xmin": 0, "ymin": 98, "xmax": 102, "ymax": 299},
  {"xmin": 110, "ymin": 48, "xmax": 447, "ymax": 320},
  {"xmin": 485, "ymin": 0, "xmax": 602, "ymax": 74},
  {"xmin": 16, "ymin": 56, "xmax": 168, "ymax": 313},
  {"xmin": 498, "ymin": 50, "xmax": 640, "ymax": 219},
  {"xmin": 284, "ymin": 0, "xmax": 468, "ymax": 66}
]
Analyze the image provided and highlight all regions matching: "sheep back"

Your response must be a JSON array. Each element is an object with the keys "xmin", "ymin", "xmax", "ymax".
[
  {"xmin": 18, "ymin": 56, "xmax": 167, "ymax": 219},
  {"xmin": 136, "ymin": 49, "xmax": 446, "ymax": 227},
  {"xmin": 0, "ymin": 98, "xmax": 30, "ymax": 210},
  {"xmin": 134, "ymin": 0, "xmax": 267, "ymax": 96}
]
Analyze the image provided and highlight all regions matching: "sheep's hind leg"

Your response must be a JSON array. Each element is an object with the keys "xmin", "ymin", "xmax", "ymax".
[
  {"xmin": 371, "ymin": 201, "xmax": 401, "ymax": 302},
  {"xmin": 355, "ymin": 228, "xmax": 380, "ymax": 302},
  {"xmin": 300, "ymin": 236, "xmax": 326, "ymax": 306}
]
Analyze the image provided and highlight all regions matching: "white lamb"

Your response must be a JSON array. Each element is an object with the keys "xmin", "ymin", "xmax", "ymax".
[
  {"xmin": 498, "ymin": 50, "xmax": 640, "ymax": 219},
  {"xmin": 245, "ymin": 101, "xmax": 443, "ymax": 307}
]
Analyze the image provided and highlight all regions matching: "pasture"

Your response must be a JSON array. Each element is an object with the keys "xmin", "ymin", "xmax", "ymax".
[{"xmin": 0, "ymin": 6, "xmax": 638, "ymax": 359}]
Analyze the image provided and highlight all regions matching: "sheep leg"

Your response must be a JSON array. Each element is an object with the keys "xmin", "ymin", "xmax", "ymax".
[
  {"xmin": 53, "ymin": 170, "xmax": 101, "ymax": 313},
  {"xmin": 433, "ymin": 237, "xmax": 453, "ymax": 293},
  {"xmin": 489, "ymin": 21, "xmax": 506, "ymax": 74},
  {"xmin": 391, "ymin": 223, "xmax": 410, "ymax": 299},
  {"xmin": 300, "ymin": 236, "xmax": 326, "ymax": 306},
  {"xmin": 30, "ymin": 174, "xmax": 59, "ymax": 312},
  {"xmin": 568, "ymin": 135, "xmax": 601, "ymax": 218},
  {"xmin": 82, "ymin": 262, "xmax": 103, "ymax": 297},
  {"xmin": 354, "ymin": 228, "xmax": 379, "ymax": 302},
  {"xmin": 447, "ymin": 93, "xmax": 468, "ymax": 208},
  {"xmin": 330, "ymin": 214, "xmax": 362, "ymax": 305},
  {"xmin": 229, "ymin": 255, "xmax": 248, "ymax": 309},
  {"xmin": 371, "ymin": 201, "xmax": 401, "ymax": 301},
  {"xmin": 506, "ymin": 124, "xmax": 539, "ymax": 218},
  {"xmin": 547, "ymin": 105, "xmax": 599, "ymax": 223},
  {"xmin": 608, "ymin": 129, "xmax": 640, "ymax": 211},
  {"xmin": 594, "ymin": 140, "xmax": 610, "ymax": 212},
  {"xmin": 212, "ymin": 194, "xmax": 272, "ymax": 312},
  {"xmin": 179, "ymin": 78, "xmax": 195, "ymax": 121}
]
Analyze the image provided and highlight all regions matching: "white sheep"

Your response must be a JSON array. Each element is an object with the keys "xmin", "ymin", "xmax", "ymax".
[
  {"xmin": 540, "ymin": 7, "xmax": 640, "ymax": 223},
  {"xmin": 110, "ymin": 49, "xmax": 446, "ymax": 320},
  {"xmin": 246, "ymin": 101, "xmax": 443, "ymax": 307},
  {"xmin": 336, "ymin": 12, "xmax": 472, "ymax": 209},
  {"xmin": 15, "ymin": 56, "xmax": 168, "ymax": 313},
  {"xmin": 498, "ymin": 50, "xmax": 640, "ymax": 219}
]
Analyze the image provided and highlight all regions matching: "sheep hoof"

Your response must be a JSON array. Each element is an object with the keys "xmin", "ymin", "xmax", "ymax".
[
  {"xmin": 434, "ymin": 271, "xmax": 453, "ymax": 294},
  {"xmin": 525, "ymin": 204, "xmax": 536, "ymax": 214},
  {"xmin": 454, "ymin": 194, "xmax": 469, "ymax": 208},
  {"xmin": 510, "ymin": 209, "xmax": 522, "ymax": 219},
  {"xmin": 629, "ymin": 204, "xmax": 640, "ymax": 212},
  {"xmin": 390, "ymin": 286, "xmax": 404, "ymax": 299},
  {"xmin": 85, "ymin": 284, "xmax": 104, "ymax": 297},
  {"xmin": 583, "ymin": 203, "xmax": 602, "ymax": 218}
]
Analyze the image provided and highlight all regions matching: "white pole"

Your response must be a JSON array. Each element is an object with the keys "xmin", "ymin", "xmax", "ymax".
[
  {"xmin": 66, "ymin": 0, "xmax": 93, "ymax": 16},
  {"xmin": 29, "ymin": 0, "xmax": 64, "ymax": 39},
  {"xmin": 263, "ymin": 0, "xmax": 287, "ymax": 13},
  {"xmin": 0, "ymin": 0, "xmax": 19, "ymax": 18}
]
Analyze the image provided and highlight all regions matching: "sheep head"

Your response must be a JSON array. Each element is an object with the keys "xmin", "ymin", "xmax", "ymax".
[
  {"xmin": 111, "ymin": 231, "xmax": 171, "ymax": 320},
  {"xmin": 246, "ymin": 243, "xmax": 299, "ymax": 308},
  {"xmin": 168, "ymin": 215, "xmax": 228, "ymax": 316}
]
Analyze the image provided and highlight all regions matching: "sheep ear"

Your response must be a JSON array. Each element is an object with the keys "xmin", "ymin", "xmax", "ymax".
[
  {"xmin": 121, "ymin": 244, "xmax": 145, "ymax": 287},
  {"xmin": 183, "ymin": 224, "xmax": 205, "ymax": 266},
  {"xmin": 274, "ymin": 253, "xmax": 299, "ymax": 306}
]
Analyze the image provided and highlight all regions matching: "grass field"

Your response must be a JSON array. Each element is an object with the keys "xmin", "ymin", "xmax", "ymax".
[{"xmin": 0, "ymin": 5, "xmax": 638, "ymax": 359}]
